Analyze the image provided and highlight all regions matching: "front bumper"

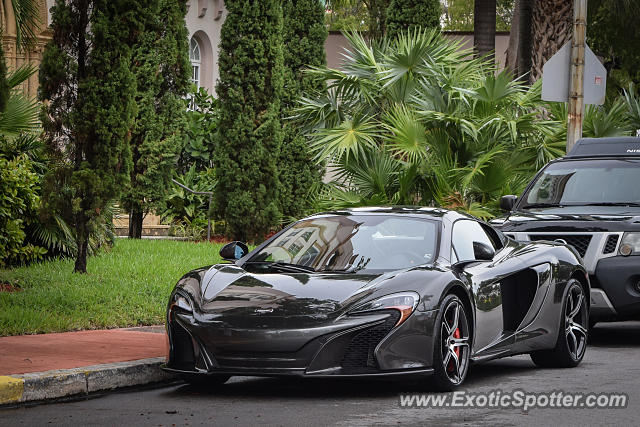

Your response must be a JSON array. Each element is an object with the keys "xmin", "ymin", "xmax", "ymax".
[
  {"xmin": 164, "ymin": 308, "xmax": 438, "ymax": 378},
  {"xmin": 590, "ymin": 256, "xmax": 640, "ymax": 319}
]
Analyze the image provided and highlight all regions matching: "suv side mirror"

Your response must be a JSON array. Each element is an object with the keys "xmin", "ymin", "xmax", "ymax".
[
  {"xmin": 500, "ymin": 195, "xmax": 518, "ymax": 212},
  {"xmin": 220, "ymin": 241, "xmax": 249, "ymax": 261},
  {"xmin": 473, "ymin": 241, "xmax": 495, "ymax": 261}
]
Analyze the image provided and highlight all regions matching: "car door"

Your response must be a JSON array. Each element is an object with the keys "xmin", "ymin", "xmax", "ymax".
[{"xmin": 451, "ymin": 219, "xmax": 526, "ymax": 358}]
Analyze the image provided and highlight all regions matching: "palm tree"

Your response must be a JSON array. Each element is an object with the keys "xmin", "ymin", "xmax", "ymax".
[
  {"xmin": 0, "ymin": 0, "xmax": 41, "ymax": 134},
  {"xmin": 0, "ymin": 0, "xmax": 42, "ymax": 50},
  {"xmin": 296, "ymin": 30, "xmax": 561, "ymax": 218},
  {"xmin": 474, "ymin": 0, "xmax": 496, "ymax": 60},
  {"xmin": 530, "ymin": 0, "xmax": 572, "ymax": 81}
]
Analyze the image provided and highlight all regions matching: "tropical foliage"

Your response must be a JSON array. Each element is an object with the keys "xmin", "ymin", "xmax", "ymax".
[
  {"xmin": 296, "ymin": 30, "xmax": 566, "ymax": 218},
  {"xmin": 161, "ymin": 165, "xmax": 215, "ymax": 239},
  {"xmin": 178, "ymin": 88, "xmax": 219, "ymax": 173}
]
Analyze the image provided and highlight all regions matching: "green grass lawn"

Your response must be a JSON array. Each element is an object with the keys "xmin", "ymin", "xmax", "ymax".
[{"xmin": 0, "ymin": 239, "xmax": 225, "ymax": 336}]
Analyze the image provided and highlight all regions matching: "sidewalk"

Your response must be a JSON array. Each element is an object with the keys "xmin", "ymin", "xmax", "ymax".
[{"xmin": 0, "ymin": 327, "xmax": 177, "ymax": 406}]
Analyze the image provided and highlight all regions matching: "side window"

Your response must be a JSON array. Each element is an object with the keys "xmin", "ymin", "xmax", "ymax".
[{"xmin": 451, "ymin": 220, "xmax": 495, "ymax": 261}]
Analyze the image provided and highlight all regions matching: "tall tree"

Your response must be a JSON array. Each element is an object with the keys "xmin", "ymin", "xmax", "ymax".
[
  {"xmin": 385, "ymin": 0, "xmax": 441, "ymax": 40},
  {"xmin": 325, "ymin": 0, "xmax": 390, "ymax": 38},
  {"xmin": 589, "ymin": 0, "xmax": 640, "ymax": 91},
  {"xmin": 280, "ymin": 0, "xmax": 327, "ymax": 220},
  {"xmin": 516, "ymin": 0, "xmax": 533, "ymax": 81},
  {"xmin": 530, "ymin": 0, "xmax": 572, "ymax": 81},
  {"xmin": 504, "ymin": 0, "xmax": 520, "ymax": 74},
  {"xmin": 39, "ymin": 0, "xmax": 140, "ymax": 272},
  {"xmin": 214, "ymin": 0, "xmax": 284, "ymax": 242},
  {"xmin": 474, "ymin": 0, "xmax": 497, "ymax": 59},
  {"xmin": 366, "ymin": 0, "xmax": 391, "ymax": 38},
  {"xmin": 122, "ymin": 0, "xmax": 190, "ymax": 239}
]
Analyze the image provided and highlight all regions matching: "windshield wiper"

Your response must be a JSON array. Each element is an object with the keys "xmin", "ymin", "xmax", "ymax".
[
  {"xmin": 521, "ymin": 203, "xmax": 563, "ymax": 210},
  {"xmin": 243, "ymin": 261, "xmax": 316, "ymax": 273},
  {"xmin": 573, "ymin": 202, "xmax": 640, "ymax": 207}
]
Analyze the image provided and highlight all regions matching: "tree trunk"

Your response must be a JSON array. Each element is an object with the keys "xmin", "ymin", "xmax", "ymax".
[
  {"xmin": 364, "ymin": 0, "xmax": 390, "ymax": 39},
  {"xmin": 530, "ymin": 0, "xmax": 572, "ymax": 82},
  {"xmin": 504, "ymin": 0, "xmax": 521, "ymax": 75},
  {"xmin": 128, "ymin": 208, "xmax": 143, "ymax": 239},
  {"xmin": 474, "ymin": 0, "xmax": 497, "ymax": 60},
  {"xmin": 517, "ymin": 0, "xmax": 533, "ymax": 83},
  {"xmin": 74, "ymin": 219, "xmax": 89, "ymax": 274}
]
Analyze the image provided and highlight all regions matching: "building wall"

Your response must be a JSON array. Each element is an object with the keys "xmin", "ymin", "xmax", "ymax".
[
  {"xmin": 11, "ymin": 2, "xmax": 509, "ymax": 100},
  {"xmin": 325, "ymin": 31, "xmax": 511, "ymax": 70},
  {"xmin": 0, "ymin": 0, "xmax": 53, "ymax": 98},
  {"xmin": 185, "ymin": 0, "xmax": 227, "ymax": 96}
]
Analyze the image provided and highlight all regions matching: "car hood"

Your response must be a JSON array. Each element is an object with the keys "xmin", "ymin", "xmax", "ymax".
[
  {"xmin": 494, "ymin": 208, "xmax": 640, "ymax": 233},
  {"xmin": 196, "ymin": 264, "xmax": 426, "ymax": 323}
]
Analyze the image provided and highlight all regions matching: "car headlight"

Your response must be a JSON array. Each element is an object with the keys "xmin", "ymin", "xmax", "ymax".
[
  {"xmin": 350, "ymin": 292, "xmax": 420, "ymax": 327},
  {"xmin": 619, "ymin": 233, "xmax": 640, "ymax": 256}
]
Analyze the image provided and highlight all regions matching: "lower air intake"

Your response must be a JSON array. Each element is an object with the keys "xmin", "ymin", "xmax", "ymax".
[{"xmin": 341, "ymin": 311, "xmax": 400, "ymax": 372}]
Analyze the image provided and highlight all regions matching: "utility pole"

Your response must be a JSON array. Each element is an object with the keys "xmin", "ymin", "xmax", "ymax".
[{"xmin": 567, "ymin": 0, "xmax": 587, "ymax": 153}]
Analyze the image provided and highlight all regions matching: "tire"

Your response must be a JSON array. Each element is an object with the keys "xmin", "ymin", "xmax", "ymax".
[
  {"xmin": 180, "ymin": 373, "xmax": 231, "ymax": 387},
  {"xmin": 431, "ymin": 294, "xmax": 471, "ymax": 391},
  {"xmin": 530, "ymin": 279, "xmax": 588, "ymax": 368}
]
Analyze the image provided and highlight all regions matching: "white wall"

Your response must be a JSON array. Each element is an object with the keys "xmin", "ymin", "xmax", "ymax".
[{"xmin": 185, "ymin": 0, "xmax": 227, "ymax": 95}]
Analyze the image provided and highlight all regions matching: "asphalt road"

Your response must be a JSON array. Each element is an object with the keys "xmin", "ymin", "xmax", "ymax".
[{"xmin": 2, "ymin": 321, "xmax": 639, "ymax": 427}]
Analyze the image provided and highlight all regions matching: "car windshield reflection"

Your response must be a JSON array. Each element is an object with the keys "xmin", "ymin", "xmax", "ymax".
[{"xmin": 245, "ymin": 215, "xmax": 437, "ymax": 273}]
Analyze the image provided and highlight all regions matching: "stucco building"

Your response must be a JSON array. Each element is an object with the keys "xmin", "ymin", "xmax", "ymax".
[{"xmin": 7, "ymin": 1, "xmax": 508, "ymax": 100}]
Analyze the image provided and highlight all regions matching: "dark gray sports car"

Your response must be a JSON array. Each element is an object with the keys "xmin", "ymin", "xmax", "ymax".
[{"xmin": 163, "ymin": 207, "xmax": 590, "ymax": 390}]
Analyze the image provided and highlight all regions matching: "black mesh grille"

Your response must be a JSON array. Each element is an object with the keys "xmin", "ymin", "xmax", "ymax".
[
  {"xmin": 529, "ymin": 235, "xmax": 592, "ymax": 257},
  {"xmin": 603, "ymin": 235, "xmax": 619, "ymax": 254},
  {"xmin": 169, "ymin": 321, "xmax": 196, "ymax": 370},
  {"xmin": 341, "ymin": 311, "xmax": 400, "ymax": 372}
]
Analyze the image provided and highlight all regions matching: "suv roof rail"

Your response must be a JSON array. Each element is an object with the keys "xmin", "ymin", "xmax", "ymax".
[{"xmin": 566, "ymin": 137, "xmax": 640, "ymax": 158}]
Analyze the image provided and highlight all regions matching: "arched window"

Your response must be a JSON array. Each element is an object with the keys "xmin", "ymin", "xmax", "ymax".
[{"xmin": 189, "ymin": 37, "xmax": 201, "ymax": 90}]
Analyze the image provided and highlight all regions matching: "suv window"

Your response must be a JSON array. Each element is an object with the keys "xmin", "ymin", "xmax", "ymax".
[
  {"xmin": 452, "ymin": 220, "xmax": 495, "ymax": 262},
  {"xmin": 523, "ymin": 159, "xmax": 640, "ymax": 207}
]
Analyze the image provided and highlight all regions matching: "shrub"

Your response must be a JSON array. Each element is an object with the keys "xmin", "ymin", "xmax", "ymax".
[
  {"xmin": 0, "ymin": 154, "xmax": 47, "ymax": 266},
  {"xmin": 385, "ymin": 0, "xmax": 441, "ymax": 39}
]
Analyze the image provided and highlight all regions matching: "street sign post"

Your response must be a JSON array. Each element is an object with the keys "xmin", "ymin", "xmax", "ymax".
[
  {"xmin": 541, "ymin": 42, "xmax": 607, "ymax": 106},
  {"xmin": 541, "ymin": 0, "xmax": 607, "ymax": 153}
]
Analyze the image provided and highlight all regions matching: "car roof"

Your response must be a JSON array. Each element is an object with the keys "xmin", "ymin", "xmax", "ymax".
[
  {"xmin": 309, "ymin": 206, "xmax": 476, "ymax": 222},
  {"xmin": 565, "ymin": 137, "xmax": 640, "ymax": 159}
]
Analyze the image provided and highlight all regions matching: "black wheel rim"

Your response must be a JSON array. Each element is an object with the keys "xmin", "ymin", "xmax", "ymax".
[
  {"xmin": 565, "ymin": 283, "xmax": 588, "ymax": 361},
  {"xmin": 441, "ymin": 299, "xmax": 470, "ymax": 384}
]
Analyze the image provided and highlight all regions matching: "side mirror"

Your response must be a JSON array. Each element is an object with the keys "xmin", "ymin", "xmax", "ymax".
[
  {"xmin": 473, "ymin": 241, "xmax": 495, "ymax": 261},
  {"xmin": 499, "ymin": 195, "xmax": 518, "ymax": 212},
  {"xmin": 219, "ymin": 241, "xmax": 249, "ymax": 261}
]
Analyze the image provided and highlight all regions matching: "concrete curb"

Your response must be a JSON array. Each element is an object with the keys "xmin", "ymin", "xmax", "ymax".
[{"xmin": 0, "ymin": 357, "xmax": 177, "ymax": 406}]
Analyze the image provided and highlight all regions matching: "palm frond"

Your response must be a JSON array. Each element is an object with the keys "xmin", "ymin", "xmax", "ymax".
[{"xmin": 310, "ymin": 113, "xmax": 381, "ymax": 162}]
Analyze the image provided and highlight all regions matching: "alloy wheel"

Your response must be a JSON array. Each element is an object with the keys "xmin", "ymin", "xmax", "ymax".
[
  {"xmin": 440, "ymin": 299, "xmax": 470, "ymax": 385},
  {"xmin": 565, "ymin": 284, "xmax": 588, "ymax": 361}
]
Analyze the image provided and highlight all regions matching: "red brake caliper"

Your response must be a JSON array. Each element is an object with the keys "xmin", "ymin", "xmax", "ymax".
[{"xmin": 447, "ymin": 327, "xmax": 461, "ymax": 372}]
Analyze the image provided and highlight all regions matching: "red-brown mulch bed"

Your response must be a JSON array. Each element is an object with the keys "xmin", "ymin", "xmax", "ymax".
[{"xmin": 0, "ymin": 282, "xmax": 21, "ymax": 293}]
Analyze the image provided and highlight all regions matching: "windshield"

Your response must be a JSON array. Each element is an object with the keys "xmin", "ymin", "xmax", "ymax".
[
  {"xmin": 521, "ymin": 159, "xmax": 640, "ymax": 208},
  {"xmin": 247, "ymin": 215, "xmax": 438, "ymax": 272}
]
